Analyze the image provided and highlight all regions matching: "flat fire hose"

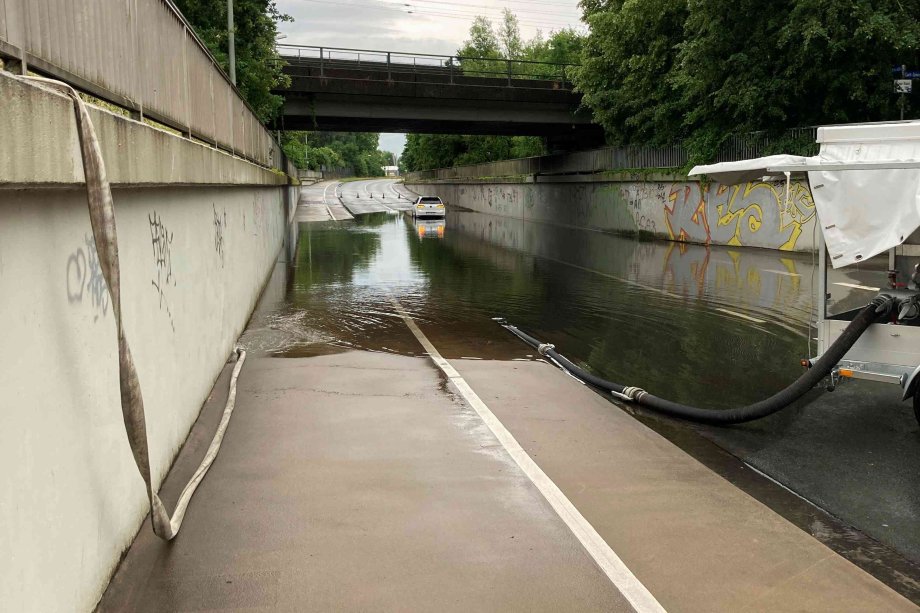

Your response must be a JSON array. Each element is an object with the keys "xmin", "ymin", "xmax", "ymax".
[{"xmin": 30, "ymin": 75, "xmax": 244, "ymax": 540}]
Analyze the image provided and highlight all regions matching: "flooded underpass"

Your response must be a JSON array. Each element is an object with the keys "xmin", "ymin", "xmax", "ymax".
[{"xmin": 240, "ymin": 179, "xmax": 920, "ymax": 602}]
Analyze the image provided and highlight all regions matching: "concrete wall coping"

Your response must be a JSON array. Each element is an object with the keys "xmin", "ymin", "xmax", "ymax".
[
  {"xmin": 0, "ymin": 71, "xmax": 288, "ymax": 188},
  {"xmin": 407, "ymin": 171, "xmax": 691, "ymax": 186}
]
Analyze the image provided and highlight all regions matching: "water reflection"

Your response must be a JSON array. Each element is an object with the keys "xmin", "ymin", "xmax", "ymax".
[
  {"xmin": 413, "ymin": 218, "xmax": 446, "ymax": 240},
  {"xmin": 243, "ymin": 209, "xmax": 821, "ymax": 411}
]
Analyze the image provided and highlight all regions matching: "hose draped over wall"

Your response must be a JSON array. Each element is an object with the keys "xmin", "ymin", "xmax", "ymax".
[
  {"xmin": 499, "ymin": 296, "xmax": 893, "ymax": 425},
  {"xmin": 32, "ymin": 75, "xmax": 244, "ymax": 541}
]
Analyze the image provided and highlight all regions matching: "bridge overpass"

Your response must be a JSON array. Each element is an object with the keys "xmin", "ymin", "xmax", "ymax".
[{"xmin": 273, "ymin": 45, "xmax": 604, "ymax": 145}]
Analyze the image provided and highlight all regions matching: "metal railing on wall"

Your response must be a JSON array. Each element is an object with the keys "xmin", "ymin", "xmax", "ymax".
[
  {"xmin": 404, "ymin": 128, "xmax": 820, "ymax": 181},
  {"xmin": 0, "ymin": 0, "xmax": 288, "ymax": 172},
  {"xmin": 277, "ymin": 44, "xmax": 577, "ymax": 90}
]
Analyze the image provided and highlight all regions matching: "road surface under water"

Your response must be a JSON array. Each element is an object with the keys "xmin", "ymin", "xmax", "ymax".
[{"xmin": 242, "ymin": 179, "xmax": 920, "ymax": 600}]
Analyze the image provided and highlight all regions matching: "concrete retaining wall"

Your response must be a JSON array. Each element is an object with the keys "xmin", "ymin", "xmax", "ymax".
[
  {"xmin": 407, "ymin": 174, "xmax": 818, "ymax": 252},
  {"xmin": 0, "ymin": 72, "xmax": 296, "ymax": 611}
]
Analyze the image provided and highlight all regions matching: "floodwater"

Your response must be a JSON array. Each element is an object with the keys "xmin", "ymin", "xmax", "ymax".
[
  {"xmin": 249, "ymin": 209, "xmax": 818, "ymax": 408},
  {"xmin": 241, "ymin": 179, "xmax": 920, "ymax": 600}
]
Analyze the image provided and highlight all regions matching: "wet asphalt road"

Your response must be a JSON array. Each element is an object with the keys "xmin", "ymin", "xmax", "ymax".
[{"xmin": 244, "ymin": 178, "xmax": 920, "ymax": 598}]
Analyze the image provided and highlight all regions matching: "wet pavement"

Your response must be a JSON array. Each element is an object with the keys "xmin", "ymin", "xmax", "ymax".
[{"xmin": 238, "ymin": 178, "xmax": 920, "ymax": 601}]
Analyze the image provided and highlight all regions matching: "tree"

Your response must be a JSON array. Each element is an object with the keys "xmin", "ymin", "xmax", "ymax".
[
  {"xmin": 498, "ymin": 9, "xmax": 524, "ymax": 59},
  {"xmin": 575, "ymin": 0, "xmax": 920, "ymax": 163},
  {"xmin": 574, "ymin": 0, "xmax": 688, "ymax": 146},
  {"xmin": 281, "ymin": 131, "xmax": 391, "ymax": 175},
  {"xmin": 173, "ymin": 0, "xmax": 291, "ymax": 122}
]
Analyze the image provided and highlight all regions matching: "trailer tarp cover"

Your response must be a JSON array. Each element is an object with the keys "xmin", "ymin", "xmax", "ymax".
[{"xmin": 689, "ymin": 121, "xmax": 920, "ymax": 268}]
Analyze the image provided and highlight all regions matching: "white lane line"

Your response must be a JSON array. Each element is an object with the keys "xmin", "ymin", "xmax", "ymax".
[
  {"xmin": 762, "ymin": 269, "xmax": 801, "ymax": 277},
  {"xmin": 321, "ymin": 182, "xmax": 337, "ymax": 220},
  {"xmin": 390, "ymin": 298, "xmax": 666, "ymax": 613},
  {"xmin": 715, "ymin": 307, "xmax": 766, "ymax": 324},
  {"xmin": 620, "ymin": 278, "xmax": 682, "ymax": 299},
  {"xmin": 834, "ymin": 282, "xmax": 880, "ymax": 292},
  {"xmin": 534, "ymin": 256, "xmax": 682, "ymax": 300}
]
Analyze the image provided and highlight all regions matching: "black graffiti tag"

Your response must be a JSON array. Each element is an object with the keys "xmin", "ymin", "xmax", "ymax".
[
  {"xmin": 213, "ymin": 204, "xmax": 227, "ymax": 266},
  {"xmin": 149, "ymin": 211, "xmax": 176, "ymax": 330}
]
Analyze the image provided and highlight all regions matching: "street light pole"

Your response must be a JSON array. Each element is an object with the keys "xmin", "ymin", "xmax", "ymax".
[{"xmin": 228, "ymin": 0, "xmax": 236, "ymax": 85}]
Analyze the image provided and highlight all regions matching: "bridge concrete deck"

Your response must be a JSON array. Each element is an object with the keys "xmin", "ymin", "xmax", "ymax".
[{"xmin": 96, "ymin": 349, "xmax": 916, "ymax": 611}]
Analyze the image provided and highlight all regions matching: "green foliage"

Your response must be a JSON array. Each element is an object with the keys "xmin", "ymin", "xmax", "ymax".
[
  {"xmin": 576, "ymin": 0, "xmax": 688, "ymax": 146},
  {"xmin": 173, "ymin": 0, "xmax": 291, "ymax": 122},
  {"xmin": 498, "ymin": 9, "xmax": 524, "ymax": 59},
  {"xmin": 281, "ymin": 131, "xmax": 391, "ymax": 176},
  {"xmin": 457, "ymin": 16, "xmax": 504, "ymax": 76},
  {"xmin": 401, "ymin": 134, "xmax": 546, "ymax": 171},
  {"xmin": 576, "ymin": 0, "xmax": 920, "ymax": 163}
]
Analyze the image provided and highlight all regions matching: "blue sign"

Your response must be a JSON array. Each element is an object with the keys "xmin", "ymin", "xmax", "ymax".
[{"xmin": 892, "ymin": 67, "xmax": 920, "ymax": 78}]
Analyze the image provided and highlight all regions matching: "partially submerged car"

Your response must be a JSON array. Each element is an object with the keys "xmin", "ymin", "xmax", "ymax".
[{"xmin": 413, "ymin": 196, "xmax": 445, "ymax": 218}]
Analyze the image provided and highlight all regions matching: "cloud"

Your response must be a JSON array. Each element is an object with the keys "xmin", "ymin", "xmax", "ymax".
[{"xmin": 276, "ymin": 0, "xmax": 583, "ymax": 56}]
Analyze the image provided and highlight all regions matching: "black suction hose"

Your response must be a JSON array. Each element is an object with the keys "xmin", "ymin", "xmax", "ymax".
[{"xmin": 498, "ymin": 295, "xmax": 894, "ymax": 425}]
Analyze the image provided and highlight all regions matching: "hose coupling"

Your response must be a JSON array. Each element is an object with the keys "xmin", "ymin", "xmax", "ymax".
[
  {"xmin": 537, "ymin": 343, "xmax": 556, "ymax": 356},
  {"xmin": 621, "ymin": 386, "xmax": 648, "ymax": 402},
  {"xmin": 871, "ymin": 294, "xmax": 896, "ymax": 316}
]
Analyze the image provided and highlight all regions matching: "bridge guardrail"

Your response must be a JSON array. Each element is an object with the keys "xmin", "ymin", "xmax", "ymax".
[
  {"xmin": 277, "ymin": 44, "xmax": 577, "ymax": 89},
  {"xmin": 0, "ymin": 0, "xmax": 286, "ymax": 171}
]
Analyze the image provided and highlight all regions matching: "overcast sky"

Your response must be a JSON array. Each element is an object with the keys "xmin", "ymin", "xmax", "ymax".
[{"xmin": 276, "ymin": 0, "xmax": 585, "ymax": 155}]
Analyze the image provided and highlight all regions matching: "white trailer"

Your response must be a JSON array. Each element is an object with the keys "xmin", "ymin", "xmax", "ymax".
[{"xmin": 691, "ymin": 121, "xmax": 920, "ymax": 423}]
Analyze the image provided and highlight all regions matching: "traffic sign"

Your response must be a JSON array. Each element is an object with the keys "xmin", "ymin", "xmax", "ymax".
[
  {"xmin": 907, "ymin": 71, "xmax": 920, "ymax": 79},
  {"xmin": 895, "ymin": 79, "xmax": 913, "ymax": 94}
]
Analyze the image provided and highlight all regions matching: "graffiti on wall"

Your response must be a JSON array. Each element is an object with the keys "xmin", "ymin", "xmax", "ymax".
[
  {"xmin": 66, "ymin": 234, "xmax": 110, "ymax": 321},
  {"xmin": 149, "ymin": 211, "xmax": 176, "ymax": 331},
  {"xmin": 620, "ymin": 183, "xmax": 669, "ymax": 235},
  {"xmin": 663, "ymin": 180, "xmax": 816, "ymax": 251},
  {"xmin": 213, "ymin": 204, "xmax": 227, "ymax": 266}
]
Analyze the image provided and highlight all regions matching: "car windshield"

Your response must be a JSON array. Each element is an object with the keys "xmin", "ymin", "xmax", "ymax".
[{"xmin": 420, "ymin": 197, "xmax": 441, "ymax": 203}]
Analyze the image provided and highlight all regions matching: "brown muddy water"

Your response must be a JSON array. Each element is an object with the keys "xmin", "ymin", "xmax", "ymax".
[{"xmin": 240, "ymin": 198, "xmax": 920, "ymax": 602}]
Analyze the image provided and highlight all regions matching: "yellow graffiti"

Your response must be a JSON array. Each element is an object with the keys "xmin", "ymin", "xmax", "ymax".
[
  {"xmin": 665, "ymin": 180, "xmax": 816, "ymax": 250},
  {"xmin": 712, "ymin": 182, "xmax": 816, "ymax": 251},
  {"xmin": 715, "ymin": 184, "xmax": 763, "ymax": 247}
]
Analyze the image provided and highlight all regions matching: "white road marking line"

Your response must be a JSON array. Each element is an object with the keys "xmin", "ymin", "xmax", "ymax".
[
  {"xmin": 539, "ymin": 256, "xmax": 682, "ymax": 299},
  {"xmin": 762, "ymin": 269, "xmax": 801, "ymax": 277},
  {"xmin": 621, "ymin": 278, "xmax": 682, "ymax": 299},
  {"xmin": 715, "ymin": 307, "xmax": 766, "ymax": 324},
  {"xmin": 834, "ymin": 282, "xmax": 880, "ymax": 292},
  {"xmin": 390, "ymin": 298, "xmax": 666, "ymax": 613},
  {"xmin": 321, "ymin": 182, "xmax": 338, "ymax": 221}
]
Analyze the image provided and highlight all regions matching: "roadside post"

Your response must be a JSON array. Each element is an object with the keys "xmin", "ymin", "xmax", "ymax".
[{"xmin": 894, "ymin": 64, "xmax": 918, "ymax": 120}]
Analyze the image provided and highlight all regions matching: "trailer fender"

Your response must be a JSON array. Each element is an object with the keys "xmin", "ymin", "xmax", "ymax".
[{"xmin": 901, "ymin": 364, "xmax": 920, "ymax": 401}]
